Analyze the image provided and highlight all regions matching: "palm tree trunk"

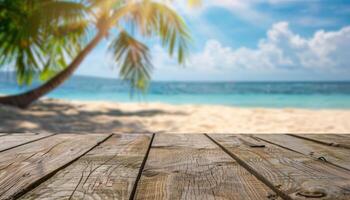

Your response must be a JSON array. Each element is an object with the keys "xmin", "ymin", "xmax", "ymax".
[{"xmin": 0, "ymin": 31, "xmax": 106, "ymax": 109}]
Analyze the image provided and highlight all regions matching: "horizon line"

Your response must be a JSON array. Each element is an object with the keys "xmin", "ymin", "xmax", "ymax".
[{"xmin": 1, "ymin": 71, "xmax": 350, "ymax": 83}]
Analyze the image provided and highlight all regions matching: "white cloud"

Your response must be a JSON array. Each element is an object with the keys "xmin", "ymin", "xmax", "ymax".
[
  {"xmin": 75, "ymin": 22, "xmax": 350, "ymax": 81},
  {"xmin": 185, "ymin": 22, "xmax": 350, "ymax": 72}
]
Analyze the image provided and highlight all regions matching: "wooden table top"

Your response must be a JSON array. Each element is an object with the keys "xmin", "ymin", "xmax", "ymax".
[{"xmin": 0, "ymin": 133, "xmax": 350, "ymax": 200}]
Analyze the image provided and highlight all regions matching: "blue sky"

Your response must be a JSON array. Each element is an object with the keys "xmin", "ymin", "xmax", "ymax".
[{"xmin": 77, "ymin": 0, "xmax": 350, "ymax": 81}]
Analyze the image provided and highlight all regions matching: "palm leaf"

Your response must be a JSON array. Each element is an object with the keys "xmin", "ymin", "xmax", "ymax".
[
  {"xmin": 0, "ymin": 0, "xmax": 89, "ymax": 84},
  {"xmin": 102, "ymin": 0, "xmax": 191, "ymax": 92},
  {"xmin": 124, "ymin": 1, "xmax": 191, "ymax": 64},
  {"xmin": 109, "ymin": 31, "xmax": 152, "ymax": 91}
]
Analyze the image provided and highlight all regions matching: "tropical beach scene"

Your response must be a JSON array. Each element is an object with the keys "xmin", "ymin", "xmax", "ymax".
[
  {"xmin": 0, "ymin": 0, "xmax": 350, "ymax": 134},
  {"xmin": 1, "ymin": 0, "xmax": 350, "ymax": 200}
]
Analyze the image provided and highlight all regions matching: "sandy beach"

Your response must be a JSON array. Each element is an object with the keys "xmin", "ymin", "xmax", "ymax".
[{"xmin": 0, "ymin": 98, "xmax": 349, "ymax": 134}]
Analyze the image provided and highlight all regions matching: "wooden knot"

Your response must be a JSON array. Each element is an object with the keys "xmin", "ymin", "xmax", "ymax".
[
  {"xmin": 295, "ymin": 183, "xmax": 328, "ymax": 199},
  {"xmin": 267, "ymin": 192, "xmax": 278, "ymax": 199},
  {"xmin": 296, "ymin": 191, "xmax": 326, "ymax": 198},
  {"xmin": 329, "ymin": 142, "xmax": 340, "ymax": 147},
  {"xmin": 143, "ymin": 170, "xmax": 159, "ymax": 177},
  {"xmin": 239, "ymin": 138, "xmax": 265, "ymax": 148},
  {"xmin": 318, "ymin": 156, "xmax": 327, "ymax": 162}
]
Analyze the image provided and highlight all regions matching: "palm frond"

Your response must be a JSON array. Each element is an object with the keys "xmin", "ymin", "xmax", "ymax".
[
  {"xmin": 124, "ymin": 1, "xmax": 191, "ymax": 64},
  {"xmin": 0, "ymin": 0, "xmax": 89, "ymax": 84},
  {"xmin": 109, "ymin": 31, "xmax": 152, "ymax": 91},
  {"xmin": 102, "ymin": 0, "xmax": 192, "ymax": 92}
]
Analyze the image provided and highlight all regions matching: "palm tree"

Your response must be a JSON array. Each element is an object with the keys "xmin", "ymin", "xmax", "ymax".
[{"xmin": 0, "ymin": 0, "xmax": 193, "ymax": 108}]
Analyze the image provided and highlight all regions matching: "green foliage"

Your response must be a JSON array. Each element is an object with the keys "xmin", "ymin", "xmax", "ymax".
[
  {"xmin": 126, "ymin": 1, "xmax": 191, "ymax": 64},
  {"xmin": 110, "ymin": 31, "xmax": 152, "ymax": 91},
  {"xmin": 0, "ymin": 0, "xmax": 193, "ymax": 92},
  {"xmin": 106, "ymin": 1, "xmax": 191, "ymax": 90},
  {"xmin": 0, "ymin": 0, "xmax": 88, "ymax": 85}
]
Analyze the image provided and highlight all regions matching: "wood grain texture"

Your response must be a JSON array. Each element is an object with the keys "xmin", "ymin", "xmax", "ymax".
[
  {"xmin": 257, "ymin": 134, "xmax": 350, "ymax": 170},
  {"xmin": 0, "ymin": 133, "xmax": 53, "ymax": 152},
  {"xmin": 152, "ymin": 134, "xmax": 217, "ymax": 149},
  {"xmin": 0, "ymin": 134, "xmax": 109, "ymax": 200},
  {"xmin": 289, "ymin": 134, "xmax": 350, "ymax": 149},
  {"xmin": 134, "ymin": 134, "xmax": 276, "ymax": 200},
  {"xmin": 209, "ymin": 134, "xmax": 350, "ymax": 200},
  {"xmin": 20, "ymin": 134, "xmax": 152, "ymax": 200}
]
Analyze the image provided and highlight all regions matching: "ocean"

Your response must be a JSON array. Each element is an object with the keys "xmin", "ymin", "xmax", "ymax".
[{"xmin": 1, "ymin": 74, "xmax": 350, "ymax": 109}]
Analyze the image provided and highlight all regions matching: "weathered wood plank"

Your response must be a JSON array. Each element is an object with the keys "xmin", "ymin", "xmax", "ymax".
[
  {"xmin": 0, "ymin": 133, "xmax": 53, "ymax": 152},
  {"xmin": 289, "ymin": 134, "xmax": 350, "ymax": 149},
  {"xmin": 257, "ymin": 134, "xmax": 350, "ymax": 170},
  {"xmin": 0, "ymin": 133, "xmax": 110, "ymax": 200},
  {"xmin": 208, "ymin": 134, "xmax": 350, "ymax": 199},
  {"xmin": 20, "ymin": 134, "xmax": 152, "ymax": 200},
  {"xmin": 152, "ymin": 134, "xmax": 217, "ymax": 149},
  {"xmin": 134, "ymin": 134, "xmax": 276, "ymax": 200}
]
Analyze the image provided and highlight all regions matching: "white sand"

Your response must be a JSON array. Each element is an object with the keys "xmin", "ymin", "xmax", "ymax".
[{"xmin": 0, "ymin": 98, "xmax": 349, "ymax": 133}]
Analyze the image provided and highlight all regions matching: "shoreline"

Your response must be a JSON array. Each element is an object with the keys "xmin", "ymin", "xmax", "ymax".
[
  {"xmin": 61, "ymin": 98, "xmax": 350, "ymax": 111},
  {"xmin": 1, "ymin": 98, "xmax": 350, "ymax": 134}
]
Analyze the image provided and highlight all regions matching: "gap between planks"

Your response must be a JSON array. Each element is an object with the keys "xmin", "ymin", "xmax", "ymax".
[
  {"xmin": 204, "ymin": 134, "xmax": 291, "ymax": 200},
  {"xmin": 288, "ymin": 134, "xmax": 350, "ymax": 150},
  {"xmin": 207, "ymin": 134, "xmax": 350, "ymax": 200},
  {"xmin": 3, "ymin": 134, "xmax": 113, "ymax": 200},
  {"xmin": 6, "ymin": 133, "xmax": 350, "ymax": 200},
  {"xmin": 19, "ymin": 133, "xmax": 154, "ymax": 200},
  {"xmin": 133, "ymin": 134, "xmax": 278, "ymax": 200},
  {"xmin": 129, "ymin": 133, "xmax": 155, "ymax": 200},
  {"xmin": 0, "ymin": 133, "xmax": 55, "ymax": 153},
  {"xmin": 255, "ymin": 134, "xmax": 350, "ymax": 172}
]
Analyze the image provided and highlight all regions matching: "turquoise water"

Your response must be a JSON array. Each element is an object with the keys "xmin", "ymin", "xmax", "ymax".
[{"xmin": 1, "ymin": 74, "xmax": 350, "ymax": 109}]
